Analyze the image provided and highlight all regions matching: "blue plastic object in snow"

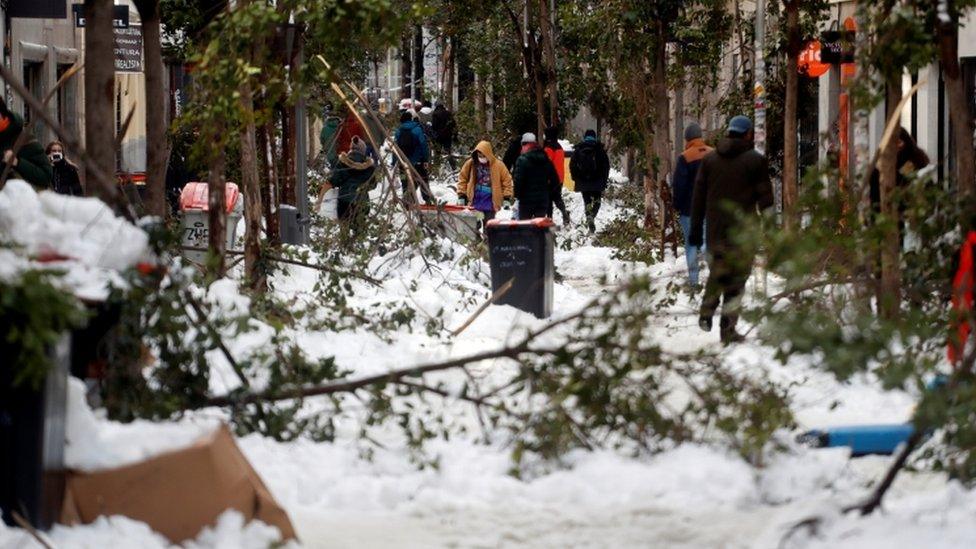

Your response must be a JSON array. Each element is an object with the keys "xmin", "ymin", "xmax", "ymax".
[{"xmin": 798, "ymin": 424, "xmax": 915, "ymax": 456}]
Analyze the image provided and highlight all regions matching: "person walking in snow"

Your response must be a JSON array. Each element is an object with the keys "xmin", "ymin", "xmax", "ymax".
[
  {"xmin": 457, "ymin": 141, "xmax": 514, "ymax": 228},
  {"xmin": 569, "ymin": 129, "xmax": 611, "ymax": 234},
  {"xmin": 431, "ymin": 103, "xmax": 457, "ymax": 169},
  {"xmin": 542, "ymin": 126, "xmax": 570, "ymax": 225},
  {"xmin": 315, "ymin": 136, "xmax": 376, "ymax": 236},
  {"xmin": 672, "ymin": 123, "xmax": 712, "ymax": 288},
  {"xmin": 689, "ymin": 115, "xmax": 772, "ymax": 344},
  {"xmin": 0, "ymin": 99, "xmax": 51, "ymax": 189},
  {"xmin": 513, "ymin": 132, "xmax": 562, "ymax": 220},
  {"xmin": 46, "ymin": 141, "xmax": 83, "ymax": 196},
  {"xmin": 394, "ymin": 110, "xmax": 434, "ymax": 204}
]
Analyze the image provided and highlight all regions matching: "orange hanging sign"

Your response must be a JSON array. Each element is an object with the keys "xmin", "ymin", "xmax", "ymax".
[{"xmin": 799, "ymin": 40, "xmax": 831, "ymax": 78}]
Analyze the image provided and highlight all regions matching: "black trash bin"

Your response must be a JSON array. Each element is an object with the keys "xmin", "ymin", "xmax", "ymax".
[
  {"xmin": 487, "ymin": 217, "xmax": 555, "ymax": 318},
  {"xmin": 0, "ymin": 334, "xmax": 70, "ymax": 530}
]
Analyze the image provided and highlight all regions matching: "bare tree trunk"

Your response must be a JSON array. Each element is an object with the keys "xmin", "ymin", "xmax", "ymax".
[
  {"xmin": 649, "ymin": 24, "xmax": 670, "ymax": 238},
  {"xmin": 241, "ymin": 82, "xmax": 265, "ymax": 293},
  {"xmin": 782, "ymin": 1, "xmax": 800, "ymax": 231},
  {"xmin": 207, "ymin": 137, "xmax": 227, "ymax": 277},
  {"xmin": 401, "ymin": 32, "xmax": 412, "ymax": 100},
  {"xmin": 939, "ymin": 17, "xmax": 976, "ymax": 202},
  {"xmin": 413, "ymin": 25, "xmax": 425, "ymax": 101},
  {"xmin": 445, "ymin": 37, "xmax": 456, "ymax": 110},
  {"xmin": 538, "ymin": 0, "xmax": 559, "ymax": 127},
  {"xmin": 83, "ymin": 0, "xmax": 116, "ymax": 204},
  {"xmin": 878, "ymin": 78, "xmax": 902, "ymax": 319},
  {"xmin": 257, "ymin": 124, "xmax": 278, "ymax": 246},
  {"xmin": 135, "ymin": 0, "xmax": 168, "ymax": 218}
]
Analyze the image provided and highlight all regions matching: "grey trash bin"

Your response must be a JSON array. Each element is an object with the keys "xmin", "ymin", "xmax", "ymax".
[
  {"xmin": 279, "ymin": 205, "xmax": 303, "ymax": 244},
  {"xmin": 179, "ymin": 182, "xmax": 243, "ymax": 265}
]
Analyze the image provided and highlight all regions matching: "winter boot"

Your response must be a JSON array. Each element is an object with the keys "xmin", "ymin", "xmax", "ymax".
[
  {"xmin": 698, "ymin": 315, "xmax": 713, "ymax": 332},
  {"xmin": 587, "ymin": 217, "xmax": 596, "ymax": 234},
  {"xmin": 719, "ymin": 316, "xmax": 744, "ymax": 344}
]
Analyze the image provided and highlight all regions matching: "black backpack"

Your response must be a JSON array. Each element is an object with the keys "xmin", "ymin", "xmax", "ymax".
[
  {"xmin": 396, "ymin": 126, "xmax": 418, "ymax": 158},
  {"xmin": 572, "ymin": 144, "xmax": 600, "ymax": 181}
]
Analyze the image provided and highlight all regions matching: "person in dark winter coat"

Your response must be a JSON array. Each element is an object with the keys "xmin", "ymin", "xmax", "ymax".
[
  {"xmin": 45, "ymin": 141, "xmax": 83, "ymax": 196},
  {"xmin": 689, "ymin": 115, "xmax": 773, "ymax": 344},
  {"xmin": 394, "ymin": 110, "xmax": 433, "ymax": 204},
  {"xmin": 542, "ymin": 126, "xmax": 569, "ymax": 225},
  {"xmin": 316, "ymin": 136, "xmax": 376, "ymax": 235},
  {"xmin": 570, "ymin": 129, "xmax": 611, "ymax": 234},
  {"xmin": 671, "ymin": 123, "xmax": 712, "ymax": 286},
  {"xmin": 513, "ymin": 132, "xmax": 562, "ymax": 219},
  {"xmin": 430, "ymin": 103, "xmax": 456, "ymax": 168},
  {"xmin": 0, "ymin": 100, "xmax": 52, "ymax": 189}
]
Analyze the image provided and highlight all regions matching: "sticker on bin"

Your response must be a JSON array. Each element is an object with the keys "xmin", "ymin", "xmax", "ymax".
[
  {"xmin": 486, "ymin": 217, "xmax": 554, "ymax": 229},
  {"xmin": 179, "ymin": 182, "xmax": 241, "ymax": 213}
]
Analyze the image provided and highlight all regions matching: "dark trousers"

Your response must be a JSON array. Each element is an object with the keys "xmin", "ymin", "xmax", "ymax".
[
  {"xmin": 519, "ymin": 200, "xmax": 550, "ymax": 220},
  {"xmin": 401, "ymin": 163, "xmax": 434, "ymax": 204},
  {"xmin": 548, "ymin": 191, "xmax": 567, "ymax": 220},
  {"xmin": 581, "ymin": 190, "xmax": 603, "ymax": 221},
  {"xmin": 700, "ymin": 250, "xmax": 753, "ymax": 334},
  {"xmin": 337, "ymin": 199, "xmax": 369, "ymax": 236}
]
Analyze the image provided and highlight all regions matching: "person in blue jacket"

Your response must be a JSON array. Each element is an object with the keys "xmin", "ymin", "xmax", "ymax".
[
  {"xmin": 393, "ymin": 110, "xmax": 433, "ymax": 204},
  {"xmin": 671, "ymin": 122, "xmax": 712, "ymax": 289}
]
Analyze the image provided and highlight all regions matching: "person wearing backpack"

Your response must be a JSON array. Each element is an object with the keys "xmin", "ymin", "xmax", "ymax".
[
  {"xmin": 394, "ymin": 110, "xmax": 433, "ymax": 204},
  {"xmin": 672, "ymin": 122, "xmax": 712, "ymax": 288},
  {"xmin": 569, "ymin": 129, "xmax": 611, "ymax": 234},
  {"xmin": 431, "ymin": 103, "xmax": 457, "ymax": 169}
]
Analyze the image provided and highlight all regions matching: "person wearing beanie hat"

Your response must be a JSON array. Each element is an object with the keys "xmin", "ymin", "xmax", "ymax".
[
  {"xmin": 570, "ymin": 128, "xmax": 611, "ymax": 234},
  {"xmin": 542, "ymin": 126, "xmax": 569, "ymax": 225},
  {"xmin": 672, "ymin": 122, "xmax": 712, "ymax": 288},
  {"xmin": 688, "ymin": 115, "xmax": 772, "ymax": 344},
  {"xmin": 513, "ymin": 131, "xmax": 561, "ymax": 220},
  {"xmin": 315, "ymin": 134, "xmax": 377, "ymax": 236},
  {"xmin": 394, "ymin": 106, "xmax": 433, "ymax": 204}
]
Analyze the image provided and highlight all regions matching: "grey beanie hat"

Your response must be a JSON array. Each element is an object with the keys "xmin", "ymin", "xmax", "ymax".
[
  {"xmin": 521, "ymin": 132, "xmax": 537, "ymax": 144},
  {"xmin": 684, "ymin": 122, "xmax": 703, "ymax": 141}
]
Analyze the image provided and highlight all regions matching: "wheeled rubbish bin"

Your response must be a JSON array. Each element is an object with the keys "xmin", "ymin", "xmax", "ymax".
[{"xmin": 486, "ymin": 217, "xmax": 555, "ymax": 318}]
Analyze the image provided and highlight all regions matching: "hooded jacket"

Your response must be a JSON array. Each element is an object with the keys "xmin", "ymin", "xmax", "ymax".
[
  {"xmin": 689, "ymin": 137, "xmax": 772, "ymax": 251},
  {"xmin": 0, "ymin": 113, "xmax": 52, "ymax": 188},
  {"xmin": 672, "ymin": 137, "xmax": 712, "ymax": 216},
  {"xmin": 513, "ymin": 145, "xmax": 562, "ymax": 205},
  {"xmin": 329, "ymin": 150, "xmax": 376, "ymax": 203},
  {"xmin": 394, "ymin": 119, "xmax": 430, "ymax": 165},
  {"xmin": 457, "ymin": 141, "xmax": 514, "ymax": 212},
  {"xmin": 543, "ymin": 140, "xmax": 565, "ymax": 183}
]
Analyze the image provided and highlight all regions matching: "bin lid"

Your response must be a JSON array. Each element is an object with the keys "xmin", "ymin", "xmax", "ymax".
[
  {"xmin": 486, "ymin": 217, "xmax": 554, "ymax": 229},
  {"xmin": 179, "ymin": 182, "xmax": 240, "ymax": 213}
]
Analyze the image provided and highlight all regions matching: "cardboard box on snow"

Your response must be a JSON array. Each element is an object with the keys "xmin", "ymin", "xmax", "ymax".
[{"xmin": 60, "ymin": 424, "xmax": 297, "ymax": 543}]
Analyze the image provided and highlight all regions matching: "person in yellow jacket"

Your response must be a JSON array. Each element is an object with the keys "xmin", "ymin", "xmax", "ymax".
[{"xmin": 456, "ymin": 140, "xmax": 514, "ymax": 223}]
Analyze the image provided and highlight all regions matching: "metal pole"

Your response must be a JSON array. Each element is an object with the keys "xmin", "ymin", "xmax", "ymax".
[
  {"xmin": 754, "ymin": 0, "xmax": 767, "ymax": 155},
  {"xmin": 295, "ymin": 34, "xmax": 308, "ymax": 244}
]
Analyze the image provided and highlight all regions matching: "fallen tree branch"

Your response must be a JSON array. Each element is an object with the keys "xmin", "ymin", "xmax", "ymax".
[{"xmin": 450, "ymin": 277, "xmax": 515, "ymax": 336}]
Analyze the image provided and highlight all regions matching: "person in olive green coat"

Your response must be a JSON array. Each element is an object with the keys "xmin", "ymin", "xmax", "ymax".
[
  {"xmin": 315, "ymin": 136, "xmax": 376, "ymax": 236},
  {"xmin": 0, "ymin": 100, "xmax": 52, "ymax": 189}
]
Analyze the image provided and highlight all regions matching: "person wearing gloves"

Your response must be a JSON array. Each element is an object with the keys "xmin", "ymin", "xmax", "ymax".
[
  {"xmin": 457, "ymin": 140, "xmax": 514, "ymax": 226},
  {"xmin": 46, "ymin": 141, "xmax": 83, "ymax": 196},
  {"xmin": 513, "ymin": 132, "xmax": 562, "ymax": 220},
  {"xmin": 315, "ymin": 136, "xmax": 376, "ymax": 236}
]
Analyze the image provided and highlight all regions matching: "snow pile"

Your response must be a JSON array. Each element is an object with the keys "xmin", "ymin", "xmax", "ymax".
[
  {"xmin": 64, "ymin": 378, "xmax": 219, "ymax": 472},
  {"xmin": 0, "ymin": 510, "xmax": 294, "ymax": 549},
  {"xmin": 0, "ymin": 179, "xmax": 150, "ymax": 299}
]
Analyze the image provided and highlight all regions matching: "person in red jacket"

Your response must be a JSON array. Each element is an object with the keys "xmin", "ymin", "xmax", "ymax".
[
  {"xmin": 949, "ymin": 229, "xmax": 976, "ymax": 365},
  {"xmin": 542, "ymin": 126, "xmax": 569, "ymax": 225}
]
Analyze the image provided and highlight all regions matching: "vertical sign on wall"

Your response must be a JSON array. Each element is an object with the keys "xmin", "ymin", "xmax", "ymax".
[{"xmin": 114, "ymin": 25, "xmax": 143, "ymax": 73}]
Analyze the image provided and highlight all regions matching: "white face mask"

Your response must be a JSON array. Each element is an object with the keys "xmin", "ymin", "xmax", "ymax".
[
  {"xmin": 50, "ymin": 152, "xmax": 63, "ymax": 162},
  {"xmin": 477, "ymin": 155, "xmax": 488, "ymax": 164}
]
